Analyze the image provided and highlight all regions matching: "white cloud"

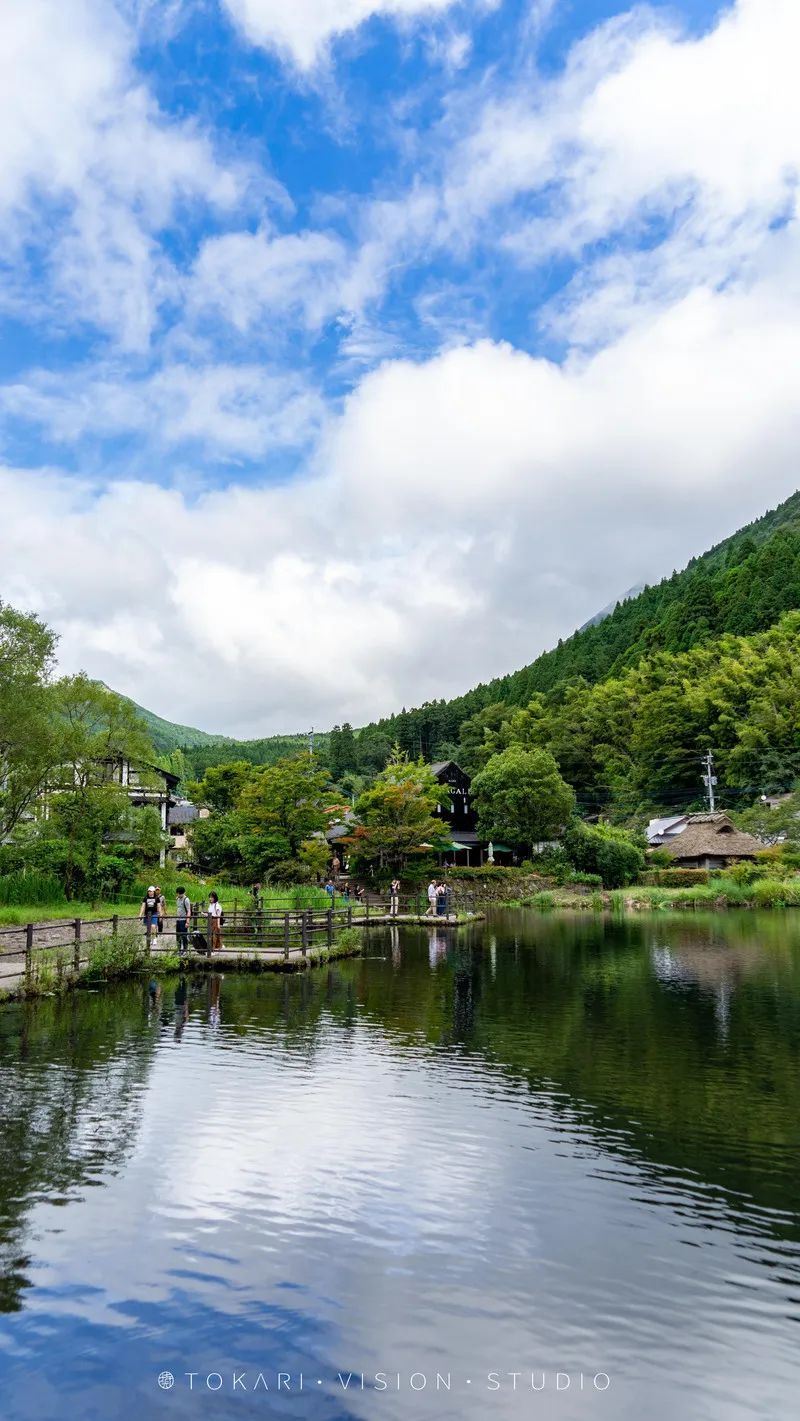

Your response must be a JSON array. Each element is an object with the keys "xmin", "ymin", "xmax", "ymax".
[
  {"xmin": 4, "ymin": 223, "xmax": 799, "ymax": 734},
  {"xmin": 0, "ymin": 0, "xmax": 248, "ymax": 349},
  {"xmin": 188, "ymin": 227, "xmax": 349, "ymax": 333},
  {"xmin": 3, "ymin": 0, "xmax": 800, "ymax": 736},
  {"xmin": 2, "ymin": 362, "xmax": 324, "ymax": 459},
  {"xmin": 221, "ymin": 0, "xmax": 464, "ymax": 70},
  {"xmin": 443, "ymin": 0, "xmax": 800, "ymax": 339}
]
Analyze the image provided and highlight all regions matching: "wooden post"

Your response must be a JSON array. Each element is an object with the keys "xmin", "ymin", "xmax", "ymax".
[
  {"xmin": 73, "ymin": 918, "xmax": 82, "ymax": 974},
  {"xmin": 25, "ymin": 923, "xmax": 34, "ymax": 980},
  {"xmin": 301, "ymin": 910, "xmax": 309, "ymax": 957},
  {"xmin": 347, "ymin": 905, "xmax": 352, "ymax": 929},
  {"xmin": 365, "ymin": 896, "xmax": 370, "ymax": 925},
  {"xmin": 112, "ymin": 913, "xmax": 119, "ymax": 939},
  {"xmin": 284, "ymin": 911, "xmax": 290, "ymax": 961},
  {"xmin": 327, "ymin": 907, "xmax": 333, "ymax": 946}
]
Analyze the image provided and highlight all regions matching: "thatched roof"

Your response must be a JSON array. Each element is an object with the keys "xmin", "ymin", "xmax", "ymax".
[{"xmin": 663, "ymin": 813, "xmax": 761, "ymax": 862}]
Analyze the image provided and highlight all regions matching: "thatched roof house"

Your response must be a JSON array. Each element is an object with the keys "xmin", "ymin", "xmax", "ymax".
[{"xmin": 662, "ymin": 813, "xmax": 762, "ymax": 869}]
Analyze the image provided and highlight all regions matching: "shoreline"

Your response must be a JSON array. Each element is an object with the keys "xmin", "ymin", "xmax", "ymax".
[
  {"xmin": 498, "ymin": 888, "xmax": 800, "ymax": 913},
  {"xmin": 0, "ymin": 913, "xmax": 485, "ymax": 1005}
]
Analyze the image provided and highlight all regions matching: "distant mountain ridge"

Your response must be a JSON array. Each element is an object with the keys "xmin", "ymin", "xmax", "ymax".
[
  {"xmin": 578, "ymin": 584, "xmax": 646, "ymax": 632},
  {"xmin": 121, "ymin": 690, "xmax": 330, "ymax": 769},
  {"xmin": 124, "ymin": 697, "xmax": 234, "ymax": 753}
]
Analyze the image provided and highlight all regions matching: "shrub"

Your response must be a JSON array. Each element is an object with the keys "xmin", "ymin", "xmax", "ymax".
[
  {"xmin": 79, "ymin": 929, "xmax": 145, "ymax": 982},
  {"xmin": 567, "ymin": 870, "xmax": 604, "ymax": 888},
  {"xmin": 447, "ymin": 865, "xmax": 523, "ymax": 879},
  {"xmin": 333, "ymin": 927, "xmax": 363, "ymax": 954},
  {"xmin": 717, "ymin": 860, "xmax": 773, "ymax": 885},
  {"xmin": 529, "ymin": 891, "xmax": 556, "ymax": 911},
  {"xmin": 563, "ymin": 820, "xmax": 645, "ymax": 888},
  {"xmin": 529, "ymin": 846, "xmax": 573, "ymax": 884}
]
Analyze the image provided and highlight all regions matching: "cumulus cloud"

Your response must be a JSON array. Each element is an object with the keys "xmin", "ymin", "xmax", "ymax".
[
  {"xmin": 221, "ymin": 0, "xmax": 466, "ymax": 70},
  {"xmin": 0, "ymin": 0, "xmax": 248, "ymax": 349},
  {"xmin": 4, "ymin": 238, "xmax": 799, "ymax": 732},
  {"xmin": 3, "ymin": 0, "xmax": 800, "ymax": 735},
  {"xmin": 445, "ymin": 0, "xmax": 800, "ymax": 339},
  {"xmin": 2, "ymin": 363, "xmax": 325, "ymax": 460}
]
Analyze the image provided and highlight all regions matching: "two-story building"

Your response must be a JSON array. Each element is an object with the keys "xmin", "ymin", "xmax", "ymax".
[{"xmin": 430, "ymin": 761, "xmax": 514, "ymax": 866}]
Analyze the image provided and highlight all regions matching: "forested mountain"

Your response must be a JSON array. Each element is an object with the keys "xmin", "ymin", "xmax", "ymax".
[
  {"xmin": 120, "ymin": 696, "xmax": 232, "ymax": 753},
  {"xmin": 358, "ymin": 490, "xmax": 800, "ymax": 762},
  {"xmin": 118, "ymin": 693, "xmax": 328, "ymax": 767},
  {"xmin": 185, "ymin": 731, "xmax": 330, "ymax": 776}
]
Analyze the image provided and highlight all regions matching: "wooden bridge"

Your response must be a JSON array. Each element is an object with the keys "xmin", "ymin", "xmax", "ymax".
[{"xmin": 0, "ymin": 895, "xmax": 480, "ymax": 991}]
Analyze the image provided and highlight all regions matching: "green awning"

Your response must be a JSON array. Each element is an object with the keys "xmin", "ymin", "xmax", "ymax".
[
  {"xmin": 490, "ymin": 844, "xmax": 514, "ymax": 853},
  {"xmin": 447, "ymin": 842, "xmax": 471, "ymax": 853}
]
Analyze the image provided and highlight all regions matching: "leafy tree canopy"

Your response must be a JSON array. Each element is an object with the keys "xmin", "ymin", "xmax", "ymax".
[
  {"xmin": 471, "ymin": 746, "xmax": 576, "ymax": 856},
  {"xmin": 347, "ymin": 748, "xmax": 451, "ymax": 878}
]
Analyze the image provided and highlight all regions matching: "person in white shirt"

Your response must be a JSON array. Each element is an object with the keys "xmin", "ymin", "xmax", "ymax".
[
  {"xmin": 426, "ymin": 880, "xmax": 437, "ymax": 916},
  {"xmin": 207, "ymin": 891, "xmax": 223, "ymax": 951}
]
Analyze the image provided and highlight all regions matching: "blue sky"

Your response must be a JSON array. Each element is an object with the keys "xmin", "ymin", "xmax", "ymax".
[{"xmin": 2, "ymin": 0, "xmax": 798, "ymax": 735}]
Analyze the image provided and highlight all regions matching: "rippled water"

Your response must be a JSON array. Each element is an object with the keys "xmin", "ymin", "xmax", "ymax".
[{"xmin": 2, "ymin": 911, "xmax": 800, "ymax": 1420}]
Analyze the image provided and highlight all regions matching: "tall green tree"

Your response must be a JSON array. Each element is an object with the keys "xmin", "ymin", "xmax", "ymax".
[
  {"xmin": 471, "ymin": 746, "xmax": 575, "ymax": 856},
  {"xmin": 237, "ymin": 755, "xmax": 335, "ymax": 873},
  {"xmin": 0, "ymin": 601, "xmax": 58, "ymax": 839},
  {"xmin": 46, "ymin": 675, "xmax": 157, "ymax": 898},
  {"xmin": 187, "ymin": 760, "xmax": 254, "ymax": 813},
  {"xmin": 348, "ymin": 748, "xmax": 451, "ymax": 878},
  {"xmin": 734, "ymin": 789, "xmax": 800, "ymax": 848}
]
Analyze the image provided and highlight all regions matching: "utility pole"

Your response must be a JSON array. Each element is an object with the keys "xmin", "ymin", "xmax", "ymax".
[
  {"xmin": 701, "ymin": 749, "xmax": 717, "ymax": 812},
  {"xmin": 307, "ymin": 727, "xmax": 314, "ymax": 758}
]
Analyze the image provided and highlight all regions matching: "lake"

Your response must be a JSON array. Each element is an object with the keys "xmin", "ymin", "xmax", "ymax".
[{"xmin": 2, "ymin": 911, "xmax": 800, "ymax": 1420}]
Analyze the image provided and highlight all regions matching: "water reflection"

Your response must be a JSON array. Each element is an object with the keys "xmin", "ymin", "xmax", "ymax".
[
  {"xmin": 1, "ymin": 911, "xmax": 799, "ymax": 1420},
  {"xmin": 173, "ymin": 978, "xmax": 189, "ymax": 1041}
]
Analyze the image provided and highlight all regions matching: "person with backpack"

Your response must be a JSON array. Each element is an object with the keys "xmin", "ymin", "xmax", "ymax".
[
  {"xmin": 175, "ymin": 886, "xmax": 192, "ymax": 955},
  {"xmin": 207, "ymin": 891, "xmax": 224, "ymax": 951}
]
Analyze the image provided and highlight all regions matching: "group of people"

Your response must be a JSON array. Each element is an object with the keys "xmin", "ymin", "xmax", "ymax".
[
  {"xmin": 426, "ymin": 880, "xmax": 451, "ymax": 917},
  {"xmin": 139, "ymin": 885, "xmax": 224, "ymax": 954},
  {"xmin": 325, "ymin": 879, "xmax": 365, "ymax": 903},
  {"xmin": 390, "ymin": 878, "xmax": 450, "ymax": 917}
]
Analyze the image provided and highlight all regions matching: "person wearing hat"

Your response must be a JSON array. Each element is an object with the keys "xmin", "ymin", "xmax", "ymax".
[{"xmin": 139, "ymin": 886, "xmax": 161, "ymax": 939}]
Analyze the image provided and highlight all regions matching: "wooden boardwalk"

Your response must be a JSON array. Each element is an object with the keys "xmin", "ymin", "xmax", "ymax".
[{"xmin": 0, "ymin": 897, "xmax": 481, "ymax": 994}]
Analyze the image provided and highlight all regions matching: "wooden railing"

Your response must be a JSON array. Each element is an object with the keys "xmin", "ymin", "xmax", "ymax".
[{"xmin": 0, "ymin": 894, "xmax": 478, "ymax": 981}]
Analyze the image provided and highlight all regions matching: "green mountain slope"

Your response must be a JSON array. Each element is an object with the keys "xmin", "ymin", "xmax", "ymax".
[
  {"xmin": 124, "ymin": 698, "xmax": 233, "ymax": 753},
  {"xmin": 359, "ymin": 489, "xmax": 800, "ymax": 759},
  {"xmin": 123, "ymin": 690, "xmax": 331, "ymax": 770}
]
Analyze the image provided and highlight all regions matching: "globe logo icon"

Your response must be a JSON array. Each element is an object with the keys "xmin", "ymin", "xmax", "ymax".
[{"xmin": 158, "ymin": 1371, "xmax": 175, "ymax": 1390}]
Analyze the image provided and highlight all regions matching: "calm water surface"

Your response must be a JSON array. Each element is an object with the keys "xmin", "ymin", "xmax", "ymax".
[{"xmin": 2, "ymin": 911, "xmax": 800, "ymax": 1421}]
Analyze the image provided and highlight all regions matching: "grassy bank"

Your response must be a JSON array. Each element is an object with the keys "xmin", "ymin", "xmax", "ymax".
[
  {"xmin": 506, "ymin": 875, "xmax": 800, "ymax": 913},
  {"xmin": 0, "ymin": 882, "xmax": 341, "ymax": 928}
]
